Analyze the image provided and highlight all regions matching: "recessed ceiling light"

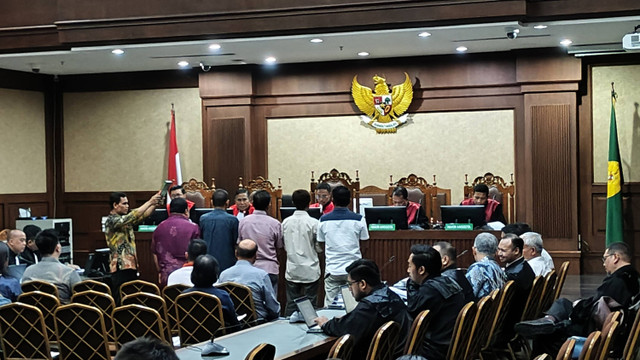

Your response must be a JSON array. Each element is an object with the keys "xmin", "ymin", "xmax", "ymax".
[
  {"xmin": 310, "ymin": 38, "xmax": 323, "ymax": 43},
  {"xmin": 418, "ymin": 32, "xmax": 431, "ymax": 38},
  {"xmin": 111, "ymin": 49, "xmax": 124, "ymax": 55},
  {"xmin": 358, "ymin": 51, "xmax": 370, "ymax": 57},
  {"xmin": 560, "ymin": 39, "xmax": 573, "ymax": 46},
  {"xmin": 264, "ymin": 56, "xmax": 277, "ymax": 64},
  {"xmin": 533, "ymin": 25, "xmax": 548, "ymax": 30},
  {"xmin": 456, "ymin": 46, "xmax": 468, "ymax": 53},
  {"xmin": 177, "ymin": 61, "xmax": 189, "ymax": 68},
  {"xmin": 209, "ymin": 44, "xmax": 221, "ymax": 50}
]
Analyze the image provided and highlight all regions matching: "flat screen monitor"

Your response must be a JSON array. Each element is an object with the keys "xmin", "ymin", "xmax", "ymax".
[
  {"xmin": 364, "ymin": 206, "xmax": 408, "ymax": 230},
  {"xmin": 280, "ymin": 207, "xmax": 322, "ymax": 221},
  {"xmin": 84, "ymin": 248, "xmax": 111, "ymax": 277},
  {"xmin": 190, "ymin": 208, "xmax": 215, "ymax": 224},
  {"xmin": 440, "ymin": 205, "xmax": 486, "ymax": 228},
  {"xmin": 141, "ymin": 209, "xmax": 168, "ymax": 226},
  {"xmin": 226, "ymin": 208, "xmax": 234, "ymax": 215}
]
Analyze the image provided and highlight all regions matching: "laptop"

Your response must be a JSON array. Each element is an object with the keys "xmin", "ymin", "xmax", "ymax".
[
  {"xmin": 294, "ymin": 297, "xmax": 324, "ymax": 333},
  {"xmin": 341, "ymin": 286, "xmax": 358, "ymax": 313}
]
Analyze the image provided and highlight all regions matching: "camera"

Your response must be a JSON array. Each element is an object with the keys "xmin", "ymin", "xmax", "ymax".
[{"xmin": 506, "ymin": 28, "xmax": 519, "ymax": 40}]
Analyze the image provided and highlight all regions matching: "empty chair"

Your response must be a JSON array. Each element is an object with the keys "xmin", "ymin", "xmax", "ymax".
[
  {"xmin": 119, "ymin": 279, "xmax": 160, "ymax": 298},
  {"xmin": 70, "ymin": 290, "xmax": 116, "ymax": 343},
  {"xmin": 22, "ymin": 280, "xmax": 59, "ymax": 299},
  {"xmin": 73, "ymin": 279, "xmax": 112, "ymax": 297},
  {"xmin": 112, "ymin": 304, "xmax": 168, "ymax": 348},
  {"xmin": 121, "ymin": 292, "xmax": 171, "ymax": 341},
  {"xmin": 553, "ymin": 261, "xmax": 570, "ymax": 301},
  {"xmin": 465, "ymin": 295, "xmax": 494, "ymax": 360},
  {"xmin": 215, "ymin": 282, "xmax": 258, "ymax": 326},
  {"xmin": 0, "ymin": 302, "xmax": 52, "ymax": 360},
  {"xmin": 537, "ymin": 270, "xmax": 557, "ymax": 317},
  {"xmin": 481, "ymin": 280, "xmax": 516, "ymax": 356},
  {"xmin": 446, "ymin": 302, "xmax": 477, "ymax": 360},
  {"xmin": 556, "ymin": 338, "xmax": 577, "ymax": 360},
  {"xmin": 162, "ymin": 283, "xmax": 189, "ymax": 335},
  {"xmin": 366, "ymin": 321, "xmax": 401, "ymax": 360},
  {"xmin": 329, "ymin": 334, "xmax": 355, "ymax": 360},
  {"xmin": 17, "ymin": 291, "xmax": 60, "ymax": 344},
  {"xmin": 404, "ymin": 310, "xmax": 431, "ymax": 355},
  {"xmin": 55, "ymin": 303, "xmax": 111, "ymax": 360},
  {"xmin": 175, "ymin": 291, "xmax": 226, "ymax": 346},
  {"xmin": 244, "ymin": 343, "xmax": 276, "ymax": 360}
]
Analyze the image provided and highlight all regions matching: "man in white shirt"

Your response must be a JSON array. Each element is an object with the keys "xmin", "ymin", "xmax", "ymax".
[
  {"xmin": 166, "ymin": 239, "xmax": 207, "ymax": 287},
  {"xmin": 282, "ymin": 189, "xmax": 321, "ymax": 315},
  {"xmin": 521, "ymin": 232, "xmax": 553, "ymax": 277}
]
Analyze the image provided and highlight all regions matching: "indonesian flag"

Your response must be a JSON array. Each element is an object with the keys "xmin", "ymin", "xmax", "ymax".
[{"xmin": 167, "ymin": 108, "xmax": 182, "ymax": 188}]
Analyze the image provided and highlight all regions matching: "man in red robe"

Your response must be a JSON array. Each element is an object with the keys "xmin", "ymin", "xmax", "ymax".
[
  {"xmin": 229, "ymin": 188, "xmax": 254, "ymax": 219},
  {"xmin": 391, "ymin": 186, "xmax": 429, "ymax": 228},
  {"xmin": 460, "ymin": 183, "xmax": 506, "ymax": 224}
]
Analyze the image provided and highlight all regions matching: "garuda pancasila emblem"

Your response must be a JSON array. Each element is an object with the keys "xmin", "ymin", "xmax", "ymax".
[{"xmin": 352, "ymin": 72, "xmax": 413, "ymax": 133}]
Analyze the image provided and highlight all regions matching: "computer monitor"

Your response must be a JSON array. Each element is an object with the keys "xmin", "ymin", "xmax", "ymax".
[
  {"xmin": 190, "ymin": 208, "xmax": 215, "ymax": 224},
  {"xmin": 440, "ymin": 205, "xmax": 486, "ymax": 228},
  {"xmin": 140, "ymin": 209, "xmax": 168, "ymax": 226},
  {"xmin": 364, "ymin": 206, "xmax": 408, "ymax": 230},
  {"xmin": 280, "ymin": 207, "xmax": 322, "ymax": 221},
  {"xmin": 84, "ymin": 248, "xmax": 111, "ymax": 277}
]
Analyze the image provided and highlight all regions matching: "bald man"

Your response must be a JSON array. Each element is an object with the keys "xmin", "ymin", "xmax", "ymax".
[
  {"xmin": 218, "ymin": 239, "xmax": 281, "ymax": 321},
  {"xmin": 7, "ymin": 229, "xmax": 29, "ymax": 266}
]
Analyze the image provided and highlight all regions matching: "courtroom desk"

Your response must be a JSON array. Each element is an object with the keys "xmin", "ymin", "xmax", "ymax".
[
  {"xmin": 175, "ymin": 309, "xmax": 345, "ymax": 360},
  {"xmin": 131, "ymin": 231, "xmax": 157, "ymax": 284}
]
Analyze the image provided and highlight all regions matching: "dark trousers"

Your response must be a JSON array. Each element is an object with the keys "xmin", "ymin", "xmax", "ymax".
[
  {"xmin": 110, "ymin": 269, "xmax": 138, "ymax": 305},
  {"xmin": 268, "ymin": 273, "xmax": 279, "ymax": 296},
  {"xmin": 284, "ymin": 279, "xmax": 320, "ymax": 316}
]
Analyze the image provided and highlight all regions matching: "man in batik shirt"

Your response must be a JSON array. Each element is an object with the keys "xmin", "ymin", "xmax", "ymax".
[{"xmin": 466, "ymin": 232, "xmax": 506, "ymax": 299}]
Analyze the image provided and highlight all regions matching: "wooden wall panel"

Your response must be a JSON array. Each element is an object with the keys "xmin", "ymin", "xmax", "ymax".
[
  {"xmin": 203, "ymin": 116, "xmax": 246, "ymax": 193},
  {"xmin": 0, "ymin": 194, "xmax": 50, "ymax": 230}
]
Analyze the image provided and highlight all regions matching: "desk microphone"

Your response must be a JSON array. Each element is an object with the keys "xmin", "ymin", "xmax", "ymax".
[
  {"xmin": 382, "ymin": 255, "xmax": 396, "ymax": 271},
  {"xmin": 201, "ymin": 336, "xmax": 229, "ymax": 357},
  {"xmin": 457, "ymin": 249, "xmax": 469, "ymax": 258}
]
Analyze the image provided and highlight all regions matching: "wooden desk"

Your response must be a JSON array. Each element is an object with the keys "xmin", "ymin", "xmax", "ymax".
[{"xmin": 175, "ymin": 309, "xmax": 344, "ymax": 360}]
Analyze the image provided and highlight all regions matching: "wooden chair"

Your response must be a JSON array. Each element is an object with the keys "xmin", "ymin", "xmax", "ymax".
[
  {"xmin": 446, "ymin": 302, "xmax": 477, "ymax": 360},
  {"xmin": 17, "ymin": 291, "xmax": 60, "ymax": 343},
  {"xmin": 112, "ymin": 304, "xmax": 168, "ymax": 348},
  {"xmin": 465, "ymin": 295, "xmax": 494, "ymax": 360},
  {"xmin": 537, "ymin": 270, "xmax": 558, "ymax": 317},
  {"xmin": 72, "ymin": 279, "xmax": 112, "ymax": 297},
  {"xmin": 215, "ymin": 282, "xmax": 258, "ymax": 326},
  {"xmin": 119, "ymin": 279, "xmax": 161, "ymax": 298},
  {"xmin": 0, "ymin": 302, "xmax": 52, "ymax": 360},
  {"xmin": 121, "ymin": 292, "xmax": 172, "ymax": 341},
  {"xmin": 22, "ymin": 280, "xmax": 59, "ymax": 299},
  {"xmin": 311, "ymin": 169, "xmax": 360, "ymax": 211},
  {"xmin": 329, "ymin": 334, "xmax": 355, "ymax": 360},
  {"xmin": 622, "ymin": 307, "xmax": 640, "ymax": 360},
  {"xmin": 54, "ymin": 303, "xmax": 111, "ymax": 360},
  {"xmin": 162, "ymin": 283, "xmax": 189, "ymax": 336},
  {"xmin": 244, "ymin": 343, "xmax": 276, "ymax": 360},
  {"xmin": 181, "ymin": 177, "xmax": 216, "ymax": 208},
  {"xmin": 175, "ymin": 291, "xmax": 226, "ymax": 346},
  {"xmin": 390, "ymin": 173, "xmax": 451, "ymax": 221},
  {"xmin": 554, "ymin": 261, "xmax": 571, "ymax": 300},
  {"xmin": 366, "ymin": 320, "xmax": 401, "ymax": 360},
  {"xmin": 464, "ymin": 172, "xmax": 515, "ymax": 223},
  {"xmin": 533, "ymin": 354, "xmax": 553, "ymax": 360},
  {"xmin": 577, "ymin": 330, "xmax": 602, "ymax": 360},
  {"xmin": 70, "ymin": 290, "xmax": 116, "ymax": 344},
  {"xmin": 597, "ymin": 320, "xmax": 620, "ymax": 360},
  {"xmin": 238, "ymin": 176, "xmax": 283, "ymax": 219},
  {"xmin": 475, "ymin": 289, "xmax": 501, "ymax": 358},
  {"xmin": 506, "ymin": 276, "xmax": 545, "ymax": 360},
  {"xmin": 555, "ymin": 338, "xmax": 576, "ymax": 360},
  {"xmin": 360, "ymin": 185, "xmax": 389, "ymax": 206},
  {"xmin": 480, "ymin": 281, "xmax": 516, "ymax": 358},
  {"xmin": 404, "ymin": 309, "xmax": 431, "ymax": 355}
]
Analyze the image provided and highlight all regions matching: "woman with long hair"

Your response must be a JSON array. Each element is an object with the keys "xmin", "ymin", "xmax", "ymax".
[{"xmin": 0, "ymin": 242, "xmax": 22, "ymax": 301}]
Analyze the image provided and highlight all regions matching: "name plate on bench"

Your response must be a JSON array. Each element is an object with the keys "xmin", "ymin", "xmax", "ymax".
[
  {"xmin": 137, "ymin": 225, "xmax": 157, "ymax": 232},
  {"xmin": 444, "ymin": 223, "xmax": 473, "ymax": 231},
  {"xmin": 368, "ymin": 224, "xmax": 396, "ymax": 231}
]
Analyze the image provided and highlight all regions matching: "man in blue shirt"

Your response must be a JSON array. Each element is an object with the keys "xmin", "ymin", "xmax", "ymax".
[
  {"xmin": 199, "ymin": 189, "xmax": 239, "ymax": 272},
  {"xmin": 219, "ymin": 239, "xmax": 280, "ymax": 321}
]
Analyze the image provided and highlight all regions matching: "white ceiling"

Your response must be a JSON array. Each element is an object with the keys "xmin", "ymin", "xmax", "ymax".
[{"xmin": 0, "ymin": 16, "xmax": 639, "ymax": 75}]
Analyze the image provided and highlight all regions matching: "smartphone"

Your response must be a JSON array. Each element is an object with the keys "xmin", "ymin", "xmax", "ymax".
[{"xmin": 160, "ymin": 180, "xmax": 173, "ymax": 199}]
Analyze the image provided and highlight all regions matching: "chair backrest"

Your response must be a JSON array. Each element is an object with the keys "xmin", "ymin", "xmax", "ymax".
[
  {"xmin": 464, "ymin": 172, "xmax": 515, "ymax": 223},
  {"xmin": 477, "ymin": 289, "xmax": 501, "ymax": 351},
  {"xmin": 215, "ymin": 282, "xmax": 258, "ymax": 326},
  {"xmin": 446, "ymin": 301, "xmax": 477, "ymax": 360},
  {"xmin": 465, "ymin": 295, "xmax": 495, "ymax": 360},
  {"xmin": 623, "ymin": 307, "xmax": 640, "ymax": 360},
  {"xmin": 329, "ymin": 334, "xmax": 355, "ymax": 360},
  {"xmin": 554, "ymin": 261, "xmax": 571, "ymax": 301},
  {"xmin": 119, "ymin": 279, "xmax": 160, "ymax": 299},
  {"xmin": 22, "ymin": 280, "xmax": 59, "ymax": 299},
  {"xmin": 244, "ymin": 343, "xmax": 276, "ymax": 360},
  {"xmin": 366, "ymin": 320, "xmax": 401, "ymax": 360},
  {"xmin": 533, "ymin": 354, "xmax": 553, "ymax": 360},
  {"xmin": 54, "ymin": 303, "xmax": 111, "ymax": 360},
  {"xmin": 112, "ymin": 304, "xmax": 167, "ymax": 348},
  {"xmin": 390, "ymin": 173, "xmax": 451, "ymax": 221},
  {"xmin": 17, "ymin": 291, "xmax": 60, "ymax": 343},
  {"xmin": 404, "ymin": 309, "xmax": 431, "ymax": 355},
  {"xmin": 521, "ymin": 276, "xmax": 546, "ymax": 322},
  {"xmin": 578, "ymin": 330, "xmax": 602, "ymax": 360},
  {"xmin": 484, "ymin": 281, "xmax": 516, "ymax": 348},
  {"xmin": 121, "ymin": 292, "xmax": 171, "ymax": 341},
  {"xmin": 311, "ymin": 169, "xmax": 360, "ymax": 211},
  {"xmin": 162, "ymin": 283, "xmax": 190, "ymax": 335},
  {"xmin": 556, "ymin": 338, "xmax": 577, "ymax": 360},
  {"xmin": 537, "ymin": 270, "xmax": 558, "ymax": 318},
  {"xmin": 239, "ymin": 176, "xmax": 283, "ymax": 219},
  {"xmin": 360, "ymin": 185, "xmax": 389, "ymax": 206},
  {"xmin": 70, "ymin": 290, "xmax": 116, "ymax": 343},
  {"xmin": 0, "ymin": 302, "xmax": 52, "ymax": 360},
  {"xmin": 182, "ymin": 177, "xmax": 216, "ymax": 208},
  {"xmin": 597, "ymin": 320, "xmax": 620, "ymax": 360},
  {"xmin": 72, "ymin": 279, "xmax": 112, "ymax": 297},
  {"xmin": 175, "ymin": 291, "xmax": 226, "ymax": 346}
]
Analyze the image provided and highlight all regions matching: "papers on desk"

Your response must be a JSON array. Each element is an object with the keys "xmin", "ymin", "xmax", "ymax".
[{"xmin": 487, "ymin": 221, "xmax": 505, "ymax": 230}]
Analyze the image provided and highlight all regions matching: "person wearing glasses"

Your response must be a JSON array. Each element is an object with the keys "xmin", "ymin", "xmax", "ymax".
[
  {"xmin": 515, "ymin": 242, "xmax": 640, "ymax": 358},
  {"xmin": 310, "ymin": 182, "xmax": 334, "ymax": 215},
  {"xmin": 167, "ymin": 184, "xmax": 195, "ymax": 211}
]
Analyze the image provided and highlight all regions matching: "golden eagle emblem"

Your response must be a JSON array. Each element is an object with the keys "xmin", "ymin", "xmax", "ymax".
[{"xmin": 352, "ymin": 72, "xmax": 413, "ymax": 133}]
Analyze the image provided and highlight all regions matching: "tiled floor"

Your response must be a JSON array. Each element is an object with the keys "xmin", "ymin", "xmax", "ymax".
[{"xmin": 558, "ymin": 274, "xmax": 606, "ymax": 301}]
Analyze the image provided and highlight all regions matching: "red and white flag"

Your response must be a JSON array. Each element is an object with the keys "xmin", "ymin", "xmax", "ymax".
[{"xmin": 167, "ymin": 107, "xmax": 182, "ymax": 188}]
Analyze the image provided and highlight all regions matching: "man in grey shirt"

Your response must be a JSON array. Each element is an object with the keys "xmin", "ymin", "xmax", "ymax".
[
  {"xmin": 22, "ymin": 229, "xmax": 81, "ymax": 303},
  {"xmin": 218, "ymin": 239, "xmax": 280, "ymax": 321}
]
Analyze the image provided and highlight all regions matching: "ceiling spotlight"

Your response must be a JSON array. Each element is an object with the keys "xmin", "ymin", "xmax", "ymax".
[
  {"xmin": 177, "ymin": 61, "xmax": 189, "ymax": 68},
  {"xmin": 456, "ymin": 46, "xmax": 468, "ymax": 53},
  {"xmin": 111, "ymin": 49, "xmax": 124, "ymax": 55},
  {"xmin": 533, "ymin": 24, "xmax": 548, "ymax": 30},
  {"xmin": 310, "ymin": 38, "xmax": 323, "ymax": 43},
  {"xmin": 358, "ymin": 51, "xmax": 370, "ymax": 57},
  {"xmin": 208, "ymin": 44, "xmax": 221, "ymax": 50},
  {"xmin": 560, "ymin": 39, "xmax": 573, "ymax": 46},
  {"xmin": 418, "ymin": 32, "xmax": 431, "ymax": 38},
  {"xmin": 264, "ymin": 56, "xmax": 277, "ymax": 64}
]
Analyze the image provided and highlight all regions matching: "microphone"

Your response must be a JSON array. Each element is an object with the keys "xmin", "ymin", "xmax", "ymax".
[
  {"xmin": 457, "ymin": 249, "xmax": 469, "ymax": 258},
  {"xmin": 382, "ymin": 255, "xmax": 396, "ymax": 271}
]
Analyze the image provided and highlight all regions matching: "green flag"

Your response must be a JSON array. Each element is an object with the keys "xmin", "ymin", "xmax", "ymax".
[{"xmin": 605, "ymin": 90, "xmax": 624, "ymax": 246}]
